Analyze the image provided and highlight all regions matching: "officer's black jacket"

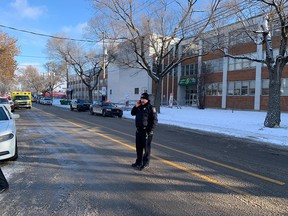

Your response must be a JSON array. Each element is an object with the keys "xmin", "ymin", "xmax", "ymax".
[{"xmin": 131, "ymin": 102, "xmax": 158, "ymax": 132}]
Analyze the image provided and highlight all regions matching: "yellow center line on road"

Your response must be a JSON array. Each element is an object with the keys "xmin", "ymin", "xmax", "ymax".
[
  {"xmin": 153, "ymin": 143, "xmax": 285, "ymax": 186},
  {"xmin": 153, "ymin": 155, "xmax": 250, "ymax": 196}
]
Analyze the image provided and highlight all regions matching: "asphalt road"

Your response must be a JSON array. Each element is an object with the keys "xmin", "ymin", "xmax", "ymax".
[{"xmin": 0, "ymin": 103, "xmax": 287, "ymax": 216}]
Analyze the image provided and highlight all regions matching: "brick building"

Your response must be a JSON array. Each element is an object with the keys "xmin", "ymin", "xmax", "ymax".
[{"xmin": 160, "ymin": 22, "xmax": 288, "ymax": 111}]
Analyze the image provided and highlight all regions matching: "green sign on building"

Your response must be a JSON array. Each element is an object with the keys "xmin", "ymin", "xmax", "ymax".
[{"xmin": 178, "ymin": 77, "xmax": 197, "ymax": 86}]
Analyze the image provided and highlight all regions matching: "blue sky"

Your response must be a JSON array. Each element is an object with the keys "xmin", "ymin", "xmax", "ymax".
[{"xmin": 0, "ymin": 0, "xmax": 95, "ymax": 72}]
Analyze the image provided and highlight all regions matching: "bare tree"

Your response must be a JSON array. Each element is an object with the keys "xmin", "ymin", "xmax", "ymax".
[
  {"xmin": 87, "ymin": 0, "xmax": 221, "ymax": 112},
  {"xmin": 46, "ymin": 36, "xmax": 110, "ymax": 103},
  {"xmin": 207, "ymin": 0, "xmax": 288, "ymax": 128},
  {"xmin": 43, "ymin": 61, "xmax": 67, "ymax": 97},
  {"xmin": 17, "ymin": 65, "xmax": 46, "ymax": 94}
]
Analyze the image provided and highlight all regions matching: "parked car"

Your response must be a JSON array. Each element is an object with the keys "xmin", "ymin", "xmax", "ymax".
[
  {"xmin": 1, "ymin": 95, "xmax": 15, "ymax": 112},
  {"xmin": 0, "ymin": 104, "xmax": 20, "ymax": 161},
  {"xmin": 32, "ymin": 97, "xmax": 37, "ymax": 102},
  {"xmin": 41, "ymin": 97, "xmax": 53, "ymax": 105},
  {"xmin": 36, "ymin": 96, "xmax": 43, "ymax": 103},
  {"xmin": 7, "ymin": 97, "xmax": 15, "ymax": 112},
  {"xmin": 90, "ymin": 101, "xmax": 123, "ymax": 117},
  {"xmin": 70, "ymin": 99, "xmax": 91, "ymax": 111},
  {"xmin": 0, "ymin": 97, "xmax": 11, "ymax": 113}
]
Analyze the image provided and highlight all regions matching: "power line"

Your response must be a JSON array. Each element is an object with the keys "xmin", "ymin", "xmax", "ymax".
[
  {"xmin": 0, "ymin": 24, "xmax": 98, "ymax": 43},
  {"xmin": 16, "ymin": 55, "xmax": 48, "ymax": 59},
  {"xmin": 177, "ymin": 0, "xmax": 254, "ymax": 37}
]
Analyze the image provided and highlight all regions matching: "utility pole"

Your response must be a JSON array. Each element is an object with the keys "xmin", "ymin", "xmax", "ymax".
[
  {"xmin": 103, "ymin": 32, "xmax": 106, "ymax": 80},
  {"xmin": 102, "ymin": 32, "xmax": 107, "ymax": 101},
  {"xmin": 66, "ymin": 61, "xmax": 71, "ymax": 100}
]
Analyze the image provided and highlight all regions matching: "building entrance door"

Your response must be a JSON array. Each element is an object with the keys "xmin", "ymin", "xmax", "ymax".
[{"xmin": 185, "ymin": 85, "xmax": 197, "ymax": 106}]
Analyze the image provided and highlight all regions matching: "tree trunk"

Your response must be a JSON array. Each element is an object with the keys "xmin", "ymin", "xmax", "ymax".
[
  {"xmin": 154, "ymin": 78, "xmax": 162, "ymax": 113},
  {"xmin": 264, "ymin": 69, "xmax": 281, "ymax": 128},
  {"xmin": 88, "ymin": 89, "xmax": 93, "ymax": 103},
  {"xmin": 197, "ymin": 72, "xmax": 205, "ymax": 109}
]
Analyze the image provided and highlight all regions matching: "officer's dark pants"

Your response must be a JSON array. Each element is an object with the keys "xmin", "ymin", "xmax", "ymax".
[
  {"xmin": 135, "ymin": 129, "xmax": 153, "ymax": 166},
  {"xmin": 0, "ymin": 168, "xmax": 9, "ymax": 189}
]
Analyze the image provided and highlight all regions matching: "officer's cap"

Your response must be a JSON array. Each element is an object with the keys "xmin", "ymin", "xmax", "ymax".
[{"xmin": 140, "ymin": 93, "xmax": 149, "ymax": 100}]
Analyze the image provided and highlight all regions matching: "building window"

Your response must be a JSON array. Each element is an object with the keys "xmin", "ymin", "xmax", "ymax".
[
  {"xmin": 218, "ymin": 83, "xmax": 223, "ymax": 96},
  {"xmin": 228, "ymin": 55, "xmax": 255, "ymax": 71},
  {"xmin": 202, "ymin": 59, "xmax": 223, "ymax": 73},
  {"xmin": 181, "ymin": 63, "xmax": 198, "ymax": 75},
  {"xmin": 185, "ymin": 65, "xmax": 190, "ymax": 75},
  {"xmin": 234, "ymin": 81, "xmax": 241, "ymax": 95},
  {"xmin": 241, "ymin": 81, "xmax": 249, "ymax": 95},
  {"xmin": 189, "ymin": 64, "xmax": 194, "ymax": 75},
  {"xmin": 206, "ymin": 83, "xmax": 212, "ymax": 95},
  {"xmin": 243, "ymin": 58, "xmax": 250, "ymax": 69},
  {"xmin": 249, "ymin": 80, "xmax": 255, "ymax": 95},
  {"xmin": 191, "ymin": 64, "xmax": 198, "ymax": 74},
  {"xmin": 202, "ymin": 34, "xmax": 225, "ymax": 52},
  {"xmin": 134, "ymin": 88, "xmax": 139, "ymax": 94},
  {"xmin": 181, "ymin": 66, "xmax": 185, "ymax": 76},
  {"xmin": 228, "ymin": 82, "xmax": 234, "ymax": 95},
  {"xmin": 227, "ymin": 80, "xmax": 255, "ymax": 96},
  {"xmin": 173, "ymin": 67, "xmax": 178, "ymax": 76},
  {"xmin": 262, "ymin": 79, "xmax": 269, "ymax": 95},
  {"xmin": 235, "ymin": 59, "xmax": 242, "ymax": 70},
  {"xmin": 110, "ymin": 89, "xmax": 112, "ymax": 95},
  {"xmin": 205, "ymin": 83, "xmax": 222, "ymax": 96},
  {"xmin": 211, "ymin": 83, "xmax": 218, "ymax": 95},
  {"xmin": 229, "ymin": 27, "xmax": 256, "ymax": 46},
  {"xmin": 281, "ymin": 78, "xmax": 288, "ymax": 96},
  {"xmin": 182, "ymin": 44, "xmax": 199, "ymax": 57},
  {"xmin": 228, "ymin": 58, "xmax": 235, "ymax": 71}
]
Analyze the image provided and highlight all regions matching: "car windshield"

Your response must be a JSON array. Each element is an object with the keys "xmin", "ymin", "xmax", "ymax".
[
  {"xmin": 79, "ymin": 99, "xmax": 88, "ymax": 104},
  {"xmin": 0, "ymin": 107, "xmax": 8, "ymax": 121},
  {"xmin": 44, "ymin": 98, "xmax": 52, "ymax": 100},
  {"xmin": 15, "ymin": 95, "xmax": 29, "ymax": 100},
  {"xmin": 0, "ymin": 98, "xmax": 9, "ymax": 104}
]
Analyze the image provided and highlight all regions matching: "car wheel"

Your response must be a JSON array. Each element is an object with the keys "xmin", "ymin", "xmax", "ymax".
[
  {"xmin": 70, "ymin": 105, "xmax": 73, "ymax": 111},
  {"xmin": 10, "ymin": 139, "xmax": 18, "ymax": 161},
  {"xmin": 90, "ymin": 108, "xmax": 94, "ymax": 115},
  {"xmin": 118, "ymin": 114, "xmax": 123, "ymax": 118},
  {"xmin": 77, "ymin": 106, "xmax": 81, "ymax": 111},
  {"xmin": 102, "ymin": 110, "xmax": 106, "ymax": 117}
]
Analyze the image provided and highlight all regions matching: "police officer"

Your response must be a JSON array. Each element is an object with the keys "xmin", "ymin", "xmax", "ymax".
[
  {"xmin": 0, "ymin": 168, "xmax": 9, "ymax": 194},
  {"xmin": 131, "ymin": 93, "xmax": 158, "ymax": 170}
]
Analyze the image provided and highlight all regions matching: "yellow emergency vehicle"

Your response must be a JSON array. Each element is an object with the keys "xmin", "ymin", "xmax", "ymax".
[{"xmin": 11, "ymin": 92, "xmax": 32, "ymax": 109}]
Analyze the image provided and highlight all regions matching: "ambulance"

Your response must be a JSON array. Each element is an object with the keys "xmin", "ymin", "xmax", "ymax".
[{"xmin": 11, "ymin": 92, "xmax": 32, "ymax": 109}]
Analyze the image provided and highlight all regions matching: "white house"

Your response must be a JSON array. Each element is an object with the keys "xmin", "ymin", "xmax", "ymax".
[{"xmin": 106, "ymin": 63, "xmax": 152, "ymax": 104}]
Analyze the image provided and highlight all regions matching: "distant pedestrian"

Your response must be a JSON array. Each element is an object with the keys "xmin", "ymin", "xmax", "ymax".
[
  {"xmin": 131, "ymin": 93, "xmax": 158, "ymax": 171},
  {"xmin": 0, "ymin": 168, "xmax": 9, "ymax": 194}
]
